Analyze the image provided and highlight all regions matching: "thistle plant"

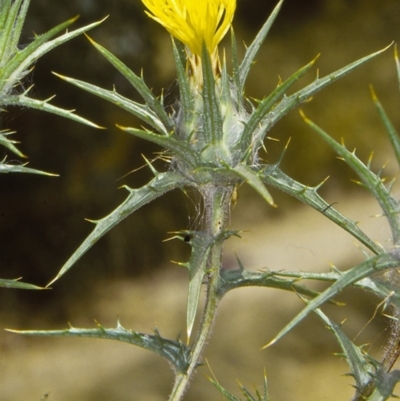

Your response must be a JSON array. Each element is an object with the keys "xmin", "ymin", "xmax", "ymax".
[{"xmin": 8, "ymin": 0, "xmax": 400, "ymax": 400}]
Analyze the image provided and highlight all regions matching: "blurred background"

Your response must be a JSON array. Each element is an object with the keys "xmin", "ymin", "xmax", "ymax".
[{"xmin": 1, "ymin": 0, "xmax": 400, "ymax": 400}]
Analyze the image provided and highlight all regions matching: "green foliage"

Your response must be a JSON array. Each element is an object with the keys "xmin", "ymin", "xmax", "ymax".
[
  {"xmin": 8, "ymin": 321, "xmax": 191, "ymax": 373},
  {"xmin": 5, "ymin": 1, "xmax": 400, "ymax": 400},
  {"xmin": 209, "ymin": 371, "xmax": 270, "ymax": 401},
  {"xmin": 0, "ymin": 277, "xmax": 44, "ymax": 290},
  {"xmin": 0, "ymin": 0, "xmax": 102, "ymax": 173},
  {"xmin": 0, "ymin": 1, "xmax": 101, "ymax": 286}
]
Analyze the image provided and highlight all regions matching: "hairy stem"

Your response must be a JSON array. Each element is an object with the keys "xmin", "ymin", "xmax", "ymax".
[{"xmin": 169, "ymin": 185, "xmax": 232, "ymax": 401}]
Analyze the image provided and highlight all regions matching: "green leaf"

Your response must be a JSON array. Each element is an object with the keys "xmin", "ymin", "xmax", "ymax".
[
  {"xmin": 0, "ymin": 158, "xmax": 58, "ymax": 176},
  {"xmin": 7, "ymin": 322, "xmax": 191, "ymax": 373},
  {"xmin": 116, "ymin": 125, "xmax": 199, "ymax": 167},
  {"xmin": 53, "ymin": 73, "xmax": 168, "ymax": 134},
  {"xmin": 208, "ymin": 378, "xmax": 241, "ymax": 401},
  {"xmin": 219, "ymin": 268, "xmax": 330, "ymax": 301},
  {"xmin": 238, "ymin": 0, "xmax": 284, "ymax": 95},
  {"xmin": 365, "ymin": 369, "xmax": 400, "ymax": 401},
  {"xmin": 260, "ymin": 164, "xmax": 382, "ymax": 255},
  {"xmin": 270, "ymin": 270, "xmax": 400, "ymax": 309},
  {"xmin": 6, "ymin": 0, "xmax": 30, "ymax": 53},
  {"xmin": 263, "ymin": 252, "xmax": 400, "ymax": 348},
  {"xmin": 185, "ymin": 231, "xmax": 214, "ymax": 340},
  {"xmin": 171, "ymin": 38, "xmax": 193, "ymax": 128},
  {"xmin": 47, "ymin": 171, "xmax": 186, "ymax": 286},
  {"xmin": 241, "ymin": 55, "xmax": 318, "ymax": 156},
  {"xmin": 0, "ymin": 0, "xmax": 26, "ymax": 61},
  {"xmin": 230, "ymin": 28, "xmax": 241, "ymax": 97},
  {"xmin": 220, "ymin": 59, "xmax": 245, "ymax": 161},
  {"xmin": 259, "ymin": 44, "xmax": 392, "ymax": 141},
  {"xmin": 87, "ymin": 36, "xmax": 173, "ymax": 131},
  {"xmin": 231, "ymin": 164, "xmax": 275, "ymax": 206},
  {"xmin": 364, "ymin": 276, "xmax": 400, "ymax": 309},
  {"xmin": 0, "ymin": 277, "xmax": 44, "ymax": 290},
  {"xmin": 209, "ymin": 370, "xmax": 270, "ymax": 401},
  {"xmin": 370, "ymin": 86, "xmax": 400, "ymax": 169},
  {"xmin": 301, "ymin": 111, "xmax": 400, "ymax": 244},
  {"xmin": 201, "ymin": 43, "xmax": 223, "ymax": 145},
  {"xmin": 313, "ymin": 308, "xmax": 375, "ymax": 392},
  {"xmin": 0, "ymin": 130, "xmax": 26, "ymax": 157},
  {"xmin": 1, "ymin": 16, "xmax": 105, "ymax": 94},
  {"xmin": 5, "ymin": 93, "xmax": 101, "ymax": 128}
]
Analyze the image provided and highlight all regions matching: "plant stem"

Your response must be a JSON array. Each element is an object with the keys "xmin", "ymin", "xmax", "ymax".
[{"xmin": 169, "ymin": 185, "xmax": 232, "ymax": 401}]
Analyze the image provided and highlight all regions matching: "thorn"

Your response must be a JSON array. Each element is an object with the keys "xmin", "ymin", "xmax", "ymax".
[
  {"xmin": 141, "ymin": 154, "xmax": 158, "ymax": 176},
  {"xmin": 170, "ymin": 260, "xmax": 189, "ymax": 268},
  {"xmin": 235, "ymin": 254, "xmax": 245, "ymax": 271},
  {"xmin": 260, "ymin": 338, "xmax": 276, "ymax": 350},
  {"xmin": 369, "ymin": 84, "xmax": 379, "ymax": 102},
  {"xmin": 275, "ymin": 137, "xmax": 291, "ymax": 167},
  {"xmin": 84, "ymin": 218, "xmax": 98, "ymax": 224},
  {"xmin": 367, "ymin": 151, "xmax": 374, "ymax": 168},
  {"xmin": 315, "ymin": 175, "xmax": 330, "ymax": 191},
  {"xmin": 298, "ymin": 109, "xmax": 309, "ymax": 123}
]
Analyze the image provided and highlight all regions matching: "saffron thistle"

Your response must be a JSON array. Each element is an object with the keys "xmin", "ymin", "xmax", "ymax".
[{"xmin": 141, "ymin": 0, "xmax": 236, "ymax": 57}]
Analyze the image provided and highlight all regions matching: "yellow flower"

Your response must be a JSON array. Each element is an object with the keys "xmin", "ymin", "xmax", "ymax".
[{"xmin": 141, "ymin": 0, "xmax": 236, "ymax": 57}]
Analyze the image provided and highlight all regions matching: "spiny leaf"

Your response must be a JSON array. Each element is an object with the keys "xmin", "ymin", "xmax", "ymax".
[
  {"xmin": 0, "ymin": 277, "xmax": 44, "ymax": 290},
  {"xmin": 7, "ymin": 321, "xmax": 191, "ymax": 373},
  {"xmin": 7, "ymin": 0, "xmax": 30, "ymax": 53},
  {"xmin": 1, "ymin": 16, "xmax": 105, "ymax": 95},
  {"xmin": 231, "ymin": 164, "xmax": 275, "ymax": 206},
  {"xmin": 263, "ymin": 252, "xmax": 400, "ymax": 348},
  {"xmin": 258, "ymin": 44, "xmax": 392, "ymax": 141},
  {"xmin": 47, "ymin": 171, "xmax": 186, "ymax": 286},
  {"xmin": 219, "ymin": 269, "xmax": 332, "ymax": 302},
  {"xmin": 241, "ymin": 54, "xmax": 318, "ymax": 156},
  {"xmin": 53, "ymin": 73, "xmax": 167, "ymax": 134},
  {"xmin": 171, "ymin": 38, "xmax": 193, "ymax": 127},
  {"xmin": 260, "ymin": 164, "xmax": 382, "ymax": 255},
  {"xmin": 5, "ymin": 93, "xmax": 102, "ymax": 128},
  {"xmin": 271, "ymin": 270, "xmax": 400, "ymax": 309},
  {"xmin": 0, "ymin": 0, "xmax": 27, "ymax": 61},
  {"xmin": 117, "ymin": 125, "xmax": 199, "ymax": 167},
  {"xmin": 185, "ymin": 231, "xmax": 214, "ymax": 340},
  {"xmin": 86, "ymin": 35, "xmax": 173, "ymax": 131},
  {"xmin": 314, "ymin": 308, "xmax": 375, "ymax": 392},
  {"xmin": 201, "ymin": 43, "xmax": 223, "ymax": 145},
  {"xmin": 364, "ymin": 369, "xmax": 400, "ymax": 401},
  {"xmin": 238, "ymin": 0, "xmax": 284, "ymax": 95},
  {"xmin": 230, "ymin": 28, "xmax": 240, "ymax": 96},
  {"xmin": 0, "ymin": 158, "xmax": 58, "ymax": 176},
  {"xmin": 209, "ymin": 370, "xmax": 270, "ymax": 401},
  {"xmin": 209, "ymin": 378, "xmax": 241, "ymax": 401},
  {"xmin": 301, "ymin": 111, "xmax": 400, "ymax": 244},
  {"xmin": 0, "ymin": 130, "xmax": 26, "ymax": 157},
  {"xmin": 370, "ymin": 85, "xmax": 400, "ymax": 169}
]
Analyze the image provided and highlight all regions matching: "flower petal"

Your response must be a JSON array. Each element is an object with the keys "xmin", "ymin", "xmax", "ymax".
[{"xmin": 142, "ymin": 0, "xmax": 236, "ymax": 56}]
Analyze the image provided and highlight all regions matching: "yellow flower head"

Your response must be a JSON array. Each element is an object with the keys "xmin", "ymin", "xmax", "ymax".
[{"xmin": 141, "ymin": 0, "xmax": 236, "ymax": 57}]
